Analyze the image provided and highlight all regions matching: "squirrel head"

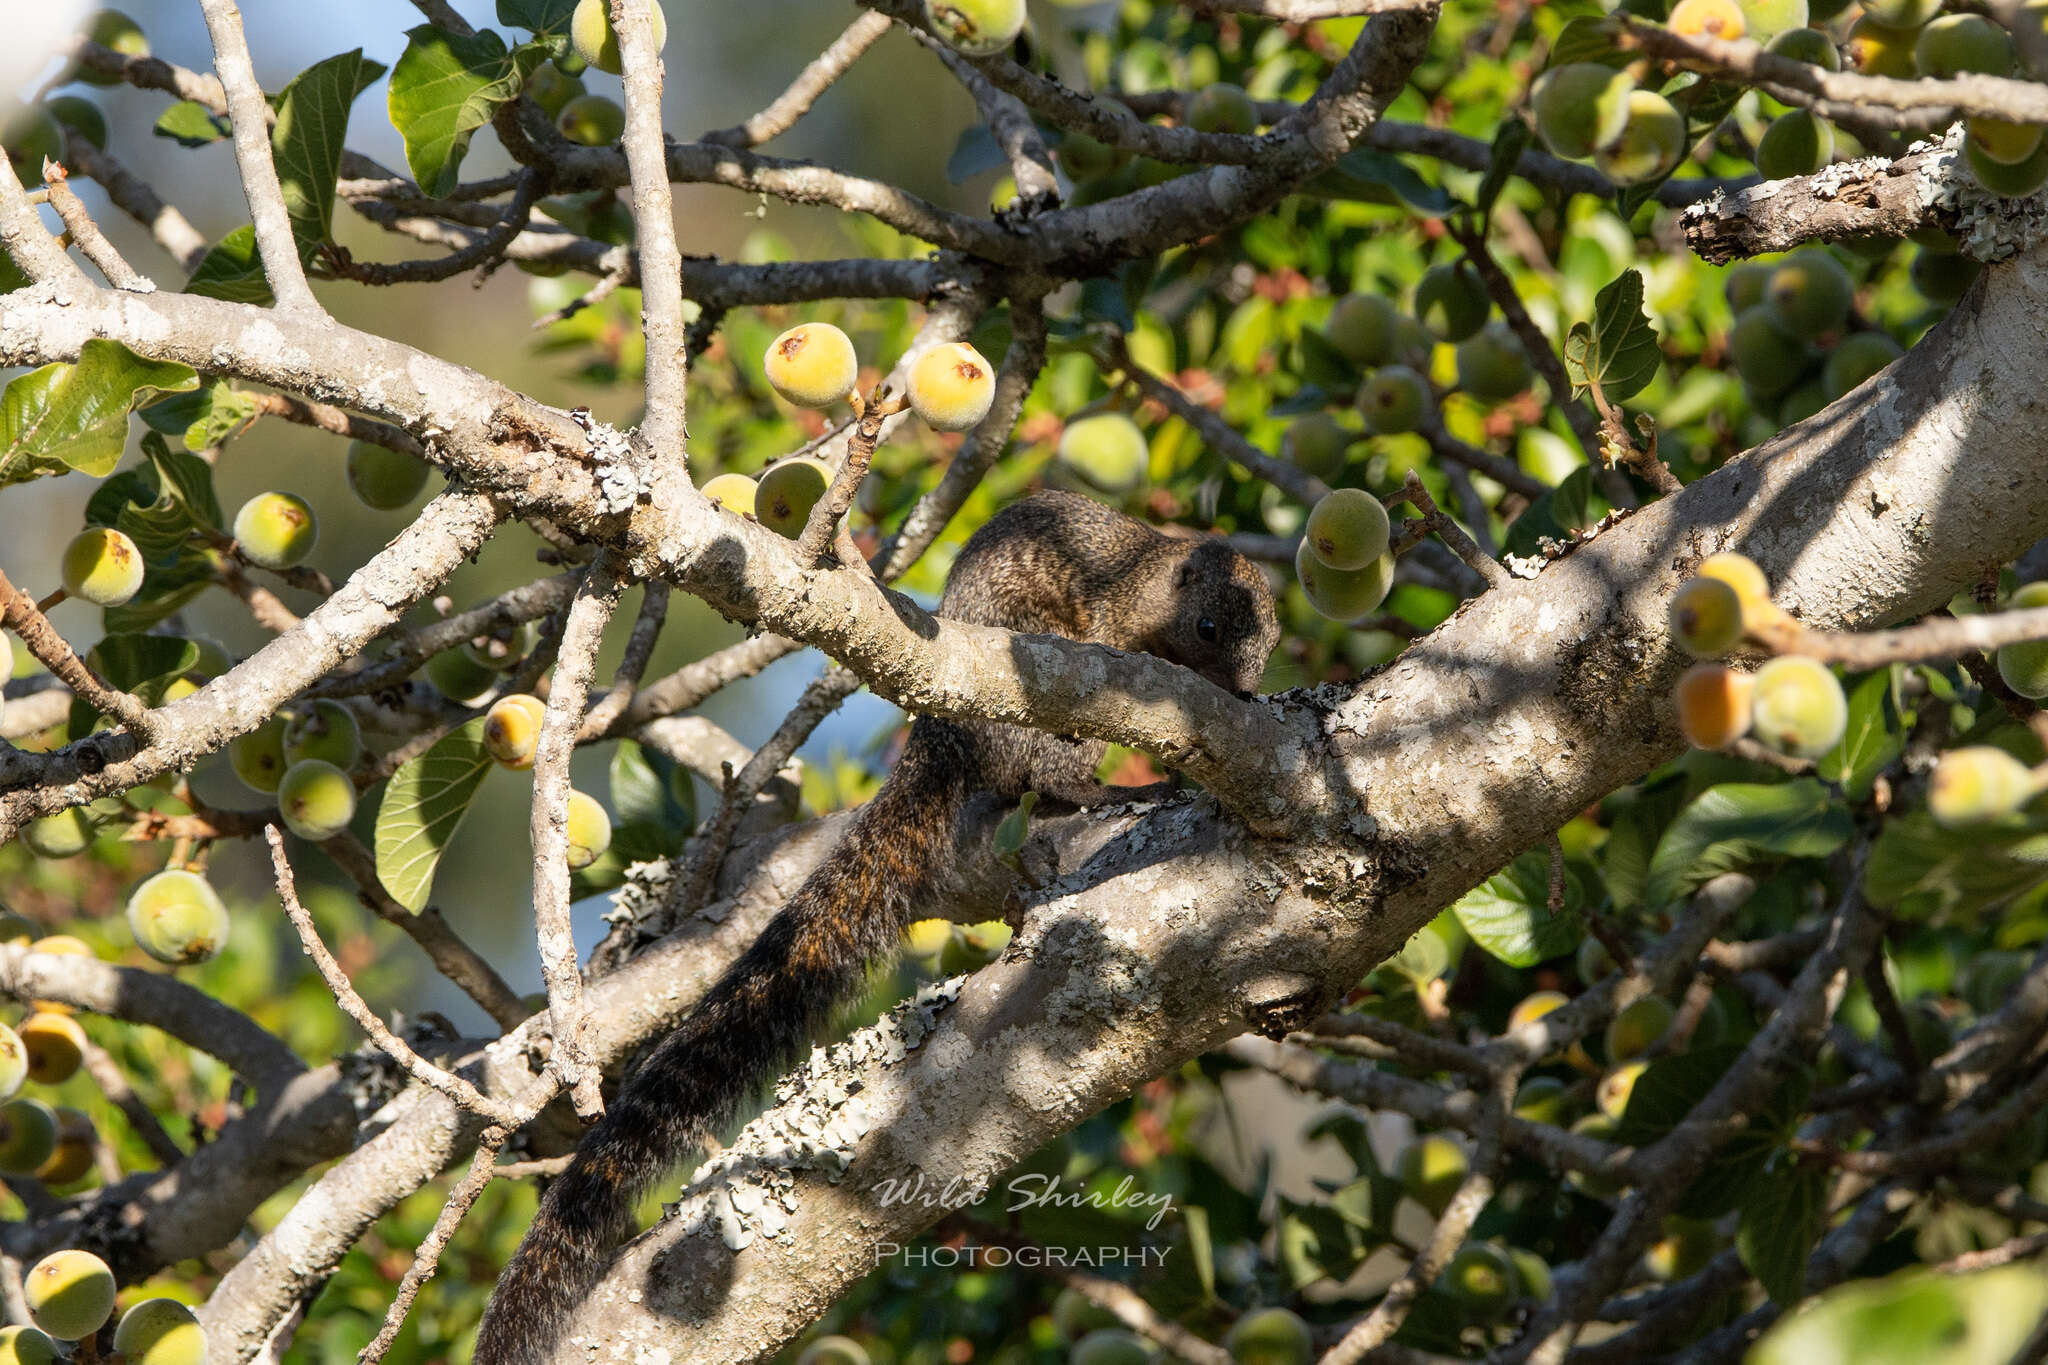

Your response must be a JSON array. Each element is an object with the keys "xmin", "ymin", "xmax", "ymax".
[{"xmin": 1162, "ymin": 540, "xmax": 1280, "ymax": 699}]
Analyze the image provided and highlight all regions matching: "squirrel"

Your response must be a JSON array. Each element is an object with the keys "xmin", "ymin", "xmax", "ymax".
[{"xmin": 473, "ymin": 489, "xmax": 1279, "ymax": 1364}]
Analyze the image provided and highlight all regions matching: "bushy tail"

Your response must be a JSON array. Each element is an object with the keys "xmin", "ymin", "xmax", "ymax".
[{"xmin": 473, "ymin": 720, "xmax": 977, "ymax": 1365}]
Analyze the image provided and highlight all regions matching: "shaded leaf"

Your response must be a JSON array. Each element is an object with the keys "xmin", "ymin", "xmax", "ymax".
[
  {"xmin": 0, "ymin": 340, "xmax": 198, "ymax": 487},
  {"xmin": 1476, "ymin": 117, "xmax": 1533, "ymax": 217},
  {"xmin": 1644, "ymin": 779, "xmax": 1851, "ymax": 909},
  {"xmin": 498, "ymin": 0, "xmax": 578, "ymax": 34},
  {"xmin": 1737, "ymin": 1161, "xmax": 1828, "ymax": 1304},
  {"xmin": 946, "ymin": 124, "xmax": 1007, "ymax": 184},
  {"xmin": 1453, "ymin": 848, "xmax": 1583, "ymax": 967},
  {"xmin": 375, "ymin": 717, "xmax": 494, "ymax": 913},
  {"xmin": 1550, "ymin": 15, "xmax": 1627, "ymax": 66},
  {"xmin": 1307, "ymin": 148, "xmax": 1457, "ymax": 215},
  {"xmin": 388, "ymin": 25, "xmax": 549, "ymax": 197},
  {"xmin": 1613, "ymin": 1043, "xmax": 1741, "ymax": 1144},
  {"xmin": 1816, "ymin": 668, "xmax": 1905, "ymax": 801},
  {"xmin": 272, "ymin": 50, "xmax": 386, "ymax": 263},
  {"xmin": 1564, "ymin": 269, "xmax": 1659, "ymax": 404},
  {"xmin": 185, "ymin": 226, "xmax": 273, "ymax": 305},
  {"xmin": 1866, "ymin": 807, "xmax": 2048, "ymax": 921}
]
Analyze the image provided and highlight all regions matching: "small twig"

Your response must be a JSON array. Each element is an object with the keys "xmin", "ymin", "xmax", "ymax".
[
  {"xmin": 217, "ymin": 559, "xmax": 302, "ymax": 634},
  {"xmin": 59, "ymin": 129, "xmax": 209, "ymax": 272},
  {"xmin": 491, "ymin": 1153, "xmax": 576, "ymax": 1181},
  {"xmin": 248, "ymin": 392, "xmax": 424, "ymax": 457},
  {"xmin": 42, "ymin": 166, "xmax": 152, "ymax": 292},
  {"xmin": 1388, "ymin": 472, "xmax": 1509, "ymax": 592},
  {"xmin": 0, "ymin": 567, "xmax": 160, "ymax": 741},
  {"xmin": 796, "ymin": 390, "xmax": 905, "ymax": 566},
  {"xmin": 360, "ymin": 1125, "xmax": 508, "ymax": 1364},
  {"xmin": 196, "ymin": 0, "xmax": 323, "ymax": 314},
  {"xmin": 266, "ymin": 826, "xmax": 521, "ymax": 1125},
  {"xmin": 1764, "ymin": 605, "xmax": 2048, "ymax": 670},
  {"xmin": 1111, "ymin": 340, "xmax": 1328, "ymax": 506},
  {"xmin": 1417, "ymin": 416, "xmax": 1547, "ymax": 501},
  {"xmin": 1861, "ymin": 954, "xmax": 1922, "ymax": 1076},
  {"xmin": 79, "ymin": 1036, "xmax": 184, "ymax": 1168},
  {"xmin": 1585, "ymin": 379, "xmax": 1682, "ymax": 497},
  {"xmin": 530, "ymin": 555, "xmax": 628, "ymax": 1120},
  {"xmin": 579, "ymin": 581, "xmax": 670, "ymax": 740},
  {"xmin": 702, "ymin": 11, "xmax": 893, "ymax": 148}
]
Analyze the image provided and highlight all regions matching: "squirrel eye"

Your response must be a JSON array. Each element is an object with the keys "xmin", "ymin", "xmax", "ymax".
[{"xmin": 1196, "ymin": 616, "xmax": 1219, "ymax": 643}]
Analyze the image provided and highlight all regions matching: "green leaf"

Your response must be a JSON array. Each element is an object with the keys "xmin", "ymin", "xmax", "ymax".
[
  {"xmin": 1476, "ymin": 117, "xmax": 1532, "ymax": 217},
  {"xmin": 1563, "ymin": 269, "xmax": 1660, "ymax": 405},
  {"xmin": 1751, "ymin": 1265, "xmax": 2048, "ymax": 1365},
  {"xmin": 1550, "ymin": 15, "xmax": 1627, "ymax": 66},
  {"xmin": 1816, "ymin": 668, "xmax": 1905, "ymax": 801},
  {"xmin": 1737, "ymin": 1161, "xmax": 1828, "ymax": 1304},
  {"xmin": 109, "ymin": 434, "xmax": 221, "ymax": 559},
  {"xmin": 140, "ymin": 379, "xmax": 259, "ymax": 452},
  {"xmin": 388, "ymin": 26, "xmax": 549, "ymax": 197},
  {"xmin": 185, "ymin": 226, "xmax": 274, "ymax": 305},
  {"xmin": 1643, "ymin": 779, "xmax": 1851, "ymax": 910},
  {"xmin": 86, "ymin": 634, "xmax": 201, "ymax": 696},
  {"xmin": 1866, "ymin": 807, "xmax": 2048, "ymax": 921},
  {"xmin": 375, "ymin": 717, "xmax": 494, "ymax": 913},
  {"xmin": 1599, "ymin": 778, "xmax": 1687, "ymax": 912},
  {"xmin": 0, "ymin": 340, "xmax": 199, "ymax": 487},
  {"xmin": 1503, "ymin": 465, "xmax": 1597, "ymax": 559},
  {"xmin": 154, "ymin": 100, "xmax": 231, "ymax": 147},
  {"xmin": 497, "ymin": 0, "xmax": 578, "ymax": 34},
  {"xmin": 1275, "ymin": 1195, "xmax": 1375, "ymax": 1288},
  {"xmin": 1307, "ymin": 148, "xmax": 1457, "ymax": 215},
  {"xmin": 1452, "ymin": 848, "xmax": 1583, "ymax": 967},
  {"xmin": 272, "ymin": 50, "xmax": 385, "ymax": 263},
  {"xmin": 1182, "ymin": 1205, "xmax": 1216, "ymax": 1303},
  {"xmin": 994, "ymin": 790, "xmax": 1040, "ymax": 873},
  {"xmin": 609, "ymin": 739, "xmax": 676, "ymax": 830}
]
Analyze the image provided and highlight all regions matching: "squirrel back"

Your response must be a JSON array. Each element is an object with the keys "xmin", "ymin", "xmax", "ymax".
[{"xmin": 473, "ymin": 492, "xmax": 1277, "ymax": 1364}]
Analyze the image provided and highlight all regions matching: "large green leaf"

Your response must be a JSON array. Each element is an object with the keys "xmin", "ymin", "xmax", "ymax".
[
  {"xmin": 1737, "ymin": 1161, "xmax": 1829, "ymax": 1304},
  {"xmin": 72, "ymin": 633, "xmax": 202, "ymax": 735},
  {"xmin": 1865, "ymin": 807, "xmax": 2048, "ymax": 920},
  {"xmin": 185, "ymin": 226, "xmax": 273, "ymax": 305},
  {"xmin": 375, "ymin": 717, "xmax": 494, "ymax": 913},
  {"xmin": 1643, "ymin": 779, "xmax": 1851, "ymax": 909},
  {"xmin": 1564, "ymin": 269, "xmax": 1659, "ymax": 404},
  {"xmin": 388, "ymin": 25, "xmax": 549, "ymax": 197},
  {"xmin": 1613, "ymin": 1043, "xmax": 1742, "ymax": 1145},
  {"xmin": 0, "ymin": 340, "xmax": 198, "ymax": 487},
  {"xmin": 1452, "ymin": 849, "xmax": 1584, "ymax": 967},
  {"xmin": 497, "ymin": 0, "xmax": 578, "ymax": 34},
  {"xmin": 140, "ymin": 378, "xmax": 259, "ymax": 452},
  {"xmin": 1751, "ymin": 1265, "xmax": 2048, "ymax": 1365},
  {"xmin": 271, "ymin": 50, "xmax": 386, "ymax": 263},
  {"xmin": 1306, "ymin": 148, "xmax": 1457, "ymax": 216},
  {"xmin": 109, "ymin": 434, "xmax": 221, "ymax": 558}
]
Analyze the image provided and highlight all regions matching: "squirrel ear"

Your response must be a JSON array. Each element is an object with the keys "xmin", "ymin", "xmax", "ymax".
[{"xmin": 1173, "ymin": 558, "xmax": 1194, "ymax": 588}]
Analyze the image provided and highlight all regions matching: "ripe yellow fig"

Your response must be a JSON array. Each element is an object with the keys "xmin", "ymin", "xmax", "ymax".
[
  {"xmin": 229, "ymin": 716, "xmax": 290, "ymax": 794},
  {"xmin": 1674, "ymin": 663, "xmax": 1755, "ymax": 750},
  {"xmin": 277, "ymin": 759, "xmax": 358, "ymax": 841},
  {"xmin": 1057, "ymin": 413, "xmax": 1149, "ymax": 493},
  {"xmin": 484, "ymin": 693, "xmax": 548, "ymax": 770},
  {"xmin": 1295, "ymin": 542, "xmax": 1394, "ymax": 623},
  {"xmin": 1750, "ymin": 655, "xmax": 1848, "ymax": 758},
  {"xmin": 126, "ymin": 869, "xmax": 231, "ymax": 966},
  {"xmin": 1669, "ymin": 0, "xmax": 1746, "ymax": 36},
  {"xmin": 570, "ymin": 0, "xmax": 666, "ymax": 74},
  {"xmin": 1396, "ymin": 1133, "xmax": 1469, "ymax": 1217},
  {"xmin": 756, "ymin": 458, "xmax": 834, "ymax": 537},
  {"xmin": 1597, "ymin": 1060, "xmax": 1648, "ymax": 1120},
  {"xmin": 1697, "ymin": 552, "xmax": 1773, "ymax": 619},
  {"xmin": 59, "ymin": 527, "xmax": 144, "ymax": 607},
  {"xmin": 346, "ymin": 438, "xmax": 432, "ymax": 510},
  {"xmin": 1929, "ymin": 746, "xmax": 2041, "ymax": 828},
  {"xmin": 923, "ymin": 0, "xmax": 1027, "ymax": 56},
  {"xmin": 0, "ymin": 1098, "xmax": 57, "ymax": 1176},
  {"xmin": 764, "ymin": 323, "xmax": 859, "ymax": 408},
  {"xmin": 23, "ymin": 1250, "xmax": 115, "ymax": 1342},
  {"xmin": 21, "ymin": 1012, "xmax": 85, "ymax": 1086},
  {"xmin": 1848, "ymin": 16, "xmax": 1920, "ymax": 78},
  {"xmin": 113, "ymin": 1300, "xmax": 206, "ymax": 1365},
  {"xmin": 36, "ymin": 1108, "xmax": 93, "ymax": 1185},
  {"xmin": 0, "ymin": 1325, "xmax": 58, "ymax": 1365},
  {"xmin": 565, "ymin": 789, "xmax": 613, "ymax": 869},
  {"xmin": 1605, "ymin": 995, "xmax": 1676, "ymax": 1062},
  {"xmin": 1669, "ymin": 576, "xmax": 1745, "ymax": 657},
  {"xmin": 700, "ymin": 472, "xmax": 759, "ymax": 517},
  {"xmin": 0, "ymin": 1024, "xmax": 22, "ymax": 1101},
  {"xmin": 1305, "ymin": 489, "xmax": 1392, "ymax": 572},
  {"xmin": 903, "ymin": 918, "xmax": 954, "ymax": 959},
  {"xmin": 907, "ymin": 342, "xmax": 997, "ymax": 432},
  {"xmin": 283, "ymin": 699, "xmax": 362, "ymax": 769},
  {"xmin": 1187, "ymin": 83, "xmax": 1258, "ymax": 136},
  {"xmin": 233, "ymin": 492, "xmax": 318, "ymax": 570}
]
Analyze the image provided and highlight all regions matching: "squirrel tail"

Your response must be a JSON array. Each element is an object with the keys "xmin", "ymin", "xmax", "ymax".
[{"xmin": 473, "ymin": 720, "xmax": 978, "ymax": 1365}]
